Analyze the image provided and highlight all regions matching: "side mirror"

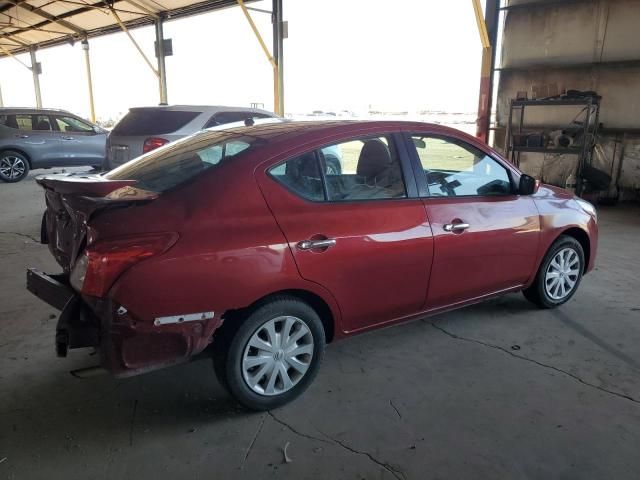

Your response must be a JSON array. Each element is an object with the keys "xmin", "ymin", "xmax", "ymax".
[
  {"xmin": 519, "ymin": 174, "xmax": 537, "ymax": 195},
  {"xmin": 93, "ymin": 125, "xmax": 105, "ymax": 134}
]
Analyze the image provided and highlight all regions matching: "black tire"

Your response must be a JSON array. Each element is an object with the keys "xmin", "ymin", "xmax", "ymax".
[
  {"xmin": 0, "ymin": 150, "xmax": 30, "ymax": 183},
  {"xmin": 213, "ymin": 296, "xmax": 326, "ymax": 411},
  {"xmin": 523, "ymin": 235, "xmax": 585, "ymax": 309}
]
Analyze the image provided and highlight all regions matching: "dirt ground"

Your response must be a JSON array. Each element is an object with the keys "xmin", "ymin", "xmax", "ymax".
[{"xmin": 1, "ymin": 168, "xmax": 639, "ymax": 479}]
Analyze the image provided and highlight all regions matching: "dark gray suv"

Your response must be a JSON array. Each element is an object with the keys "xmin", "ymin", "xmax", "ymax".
[{"xmin": 0, "ymin": 108, "xmax": 107, "ymax": 182}]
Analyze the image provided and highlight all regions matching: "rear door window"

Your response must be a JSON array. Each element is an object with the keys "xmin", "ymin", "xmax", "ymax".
[
  {"xmin": 268, "ymin": 134, "xmax": 407, "ymax": 202},
  {"xmin": 12, "ymin": 115, "xmax": 33, "ymax": 130},
  {"xmin": 320, "ymin": 136, "xmax": 407, "ymax": 201},
  {"xmin": 0, "ymin": 114, "xmax": 49, "ymax": 131},
  {"xmin": 112, "ymin": 110, "xmax": 200, "ymax": 136}
]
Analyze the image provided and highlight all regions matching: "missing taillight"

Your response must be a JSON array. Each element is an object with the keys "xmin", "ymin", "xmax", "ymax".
[{"xmin": 70, "ymin": 232, "xmax": 178, "ymax": 297}]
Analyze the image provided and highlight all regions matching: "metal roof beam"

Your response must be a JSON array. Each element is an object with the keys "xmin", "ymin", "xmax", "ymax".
[
  {"xmin": 0, "ymin": 0, "xmax": 254, "ymax": 57},
  {"xmin": 123, "ymin": 0, "xmax": 159, "ymax": 18},
  {"xmin": 57, "ymin": 0, "xmax": 150, "ymax": 17},
  {"xmin": 6, "ymin": 0, "xmax": 87, "ymax": 36}
]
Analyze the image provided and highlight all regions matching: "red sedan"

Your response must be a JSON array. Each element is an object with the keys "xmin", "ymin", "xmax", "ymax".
[{"xmin": 28, "ymin": 120, "xmax": 598, "ymax": 410}]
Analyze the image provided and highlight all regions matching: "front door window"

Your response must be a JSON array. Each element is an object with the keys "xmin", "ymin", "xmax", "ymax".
[{"xmin": 411, "ymin": 135, "xmax": 512, "ymax": 197}]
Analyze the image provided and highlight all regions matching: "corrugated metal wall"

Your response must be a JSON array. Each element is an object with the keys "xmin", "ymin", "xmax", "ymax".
[{"xmin": 495, "ymin": 0, "xmax": 640, "ymax": 200}]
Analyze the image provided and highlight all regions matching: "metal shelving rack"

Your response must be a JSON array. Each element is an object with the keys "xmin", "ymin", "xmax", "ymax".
[{"xmin": 505, "ymin": 97, "xmax": 601, "ymax": 195}]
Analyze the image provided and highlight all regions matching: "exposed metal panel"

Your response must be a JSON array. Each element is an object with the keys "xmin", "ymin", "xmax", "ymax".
[
  {"xmin": 600, "ymin": 0, "xmax": 640, "ymax": 61},
  {"xmin": 502, "ymin": 2, "xmax": 597, "ymax": 67},
  {"xmin": 501, "ymin": 0, "xmax": 640, "ymax": 68}
]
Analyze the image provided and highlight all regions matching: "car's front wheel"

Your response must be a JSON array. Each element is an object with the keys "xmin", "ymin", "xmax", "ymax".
[
  {"xmin": 0, "ymin": 151, "xmax": 30, "ymax": 183},
  {"xmin": 523, "ymin": 235, "xmax": 585, "ymax": 308},
  {"xmin": 213, "ymin": 296, "xmax": 326, "ymax": 410}
]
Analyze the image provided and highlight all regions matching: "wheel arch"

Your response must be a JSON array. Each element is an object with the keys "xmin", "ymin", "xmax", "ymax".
[
  {"xmin": 219, "ymin": 289, "xmax": 336, "ymax": 343},
  {"xmin": 559, "ymin": 227, "xmax": 590, "ymax": 273},
  {"xmin": 0, "ymin": 147, "xmax": 33, "ymax": 168}
]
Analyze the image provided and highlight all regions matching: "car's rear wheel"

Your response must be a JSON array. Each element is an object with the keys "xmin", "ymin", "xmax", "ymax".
[
  {"xmin": 0, "ymin": 151, "xmax": 30, "ymax": 183},
  {"xmin": 213, "ymin": 296, "xmax": 326, "ymax": 410},
  {"xmin": 523, "ymin": 235, "xmax": 585, "ymax": 308}
]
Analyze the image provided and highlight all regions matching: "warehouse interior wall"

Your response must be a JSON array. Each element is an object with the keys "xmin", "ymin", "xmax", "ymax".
[{"xmin": 495, "ymin": 0, "xmax": 640, "ymax": 201}]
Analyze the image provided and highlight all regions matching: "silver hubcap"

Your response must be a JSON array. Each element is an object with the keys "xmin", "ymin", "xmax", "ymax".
[
  {"xmin": 242, "ymin": 315, "xmax": 314, "ymax": 396},
  {"xmin": 0, "ymin": 156, "xmax": 26, "ymax": 179},
  {"xmin": 545, "ymin": 247, "xmax": 580, "ymax": 300}
]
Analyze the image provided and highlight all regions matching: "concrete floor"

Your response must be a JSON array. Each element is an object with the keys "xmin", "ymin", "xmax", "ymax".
[{"xmin": 1, "ymin": 169, "xmax": 639, "ymax": 480}]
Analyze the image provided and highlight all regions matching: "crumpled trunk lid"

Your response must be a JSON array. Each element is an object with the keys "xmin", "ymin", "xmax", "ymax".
[{"xmin": 37, "ymin": 173, "xmax": 154, "ymax": 271}]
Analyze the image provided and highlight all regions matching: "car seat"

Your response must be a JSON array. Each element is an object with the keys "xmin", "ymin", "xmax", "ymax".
[{"xmin": 344, "ymin": 139, "xmax": 405, "ymax": 199}]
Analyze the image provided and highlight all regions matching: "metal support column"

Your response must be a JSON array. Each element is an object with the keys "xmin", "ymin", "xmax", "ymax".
[
  {"xmin": 272, "ymin": 0, "xmax": 284, "ymax": 116},
  {"xmin": 81, "ymin": 39, "xmax": 96, "ymax": 122},
  {"xmin": 474, "ymin": 0, "xmax": 500, "ymax": 144},
  {"xmin": 237, "ymin": 0, "xmax": 280, "ymax": 115},
  {"xmin": 155, "ymin": 16, "xmax": 168, "ymax": 105},
  {"xmin": 29, "ymin": 46, "xmax": 42, "ymax": 108}
]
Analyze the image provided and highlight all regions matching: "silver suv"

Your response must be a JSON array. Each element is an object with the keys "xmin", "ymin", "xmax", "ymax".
[
  {"xmin": 104, "ymin": 105, "xmax": 277, "ymax": 170},
  {"xmin": 0, "ymin": 108, "xmax": 107, "ymax": 182}
]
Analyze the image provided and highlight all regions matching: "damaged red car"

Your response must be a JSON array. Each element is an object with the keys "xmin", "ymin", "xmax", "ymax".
[{"xmin": 27, "ymin": 120, "xmax": 598, "ymax": 410}]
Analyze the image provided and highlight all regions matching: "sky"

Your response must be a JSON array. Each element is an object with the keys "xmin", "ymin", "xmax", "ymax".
[{"xmin": 0, "ymin": 0, "xmax": 485, "ymax": 122}]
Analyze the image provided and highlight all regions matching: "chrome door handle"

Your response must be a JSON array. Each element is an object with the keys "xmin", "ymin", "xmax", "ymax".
[
  {"xmin": 297, "ymin": 239, "xmax": 336, "ymax": 250},
  {"xmin": 443, "ymin": 223, "xmax": 470, "ymax": 232},
  {"xmin": 62, "ymin": 136, "xmax": 75, "ymax": 140},
  {"xmin": 14, "ymin": 134, "xmax": 28, "ymax": 138}
]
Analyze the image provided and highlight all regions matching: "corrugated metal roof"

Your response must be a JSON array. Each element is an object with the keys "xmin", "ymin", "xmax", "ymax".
[{"xmin": 0, "ymin": 0, "xmax": 247, "ymax": 57}]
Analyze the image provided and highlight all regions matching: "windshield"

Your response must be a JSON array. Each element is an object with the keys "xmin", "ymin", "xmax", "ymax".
[
  {"xmin": 112, "ymin": 109, "xmax": 199, "ymax": 135},
  {"xmin": 105, "ymin": 130, "xmax": 262, "ymax": 192}
]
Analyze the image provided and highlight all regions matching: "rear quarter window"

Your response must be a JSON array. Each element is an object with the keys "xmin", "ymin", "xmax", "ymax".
[
  {"xmin": 105, "ymin": 131, "xmax": 261, "ymax": 192},
  {"xmin": 112, "ymin": 110, "xmax": 200, "ymax": 136}
]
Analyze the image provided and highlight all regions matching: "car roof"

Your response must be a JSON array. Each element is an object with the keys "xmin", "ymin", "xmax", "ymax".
[
  {"xmin": 128, "ymin": 105, "xmax": 276, "ymax": 116},
  {"xmin": 216, "ymin": 119, "xmax": 475, "ymax": 146},
  {"xmin": 0, "ymin": 107, "xmax": 75, "ymax": 115}
]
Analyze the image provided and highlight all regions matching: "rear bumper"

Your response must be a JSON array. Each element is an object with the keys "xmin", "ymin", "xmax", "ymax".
[
  {"xmin": 26, "ymin": 268, "xmax": 74, "ymax": 311},
  {"xmin": 26, "ymin": 268, "xmax": 215, "ymax": 376},
  {"xmin": 26, "ymin": 269, "xmax": 99, "ymax": 357}
]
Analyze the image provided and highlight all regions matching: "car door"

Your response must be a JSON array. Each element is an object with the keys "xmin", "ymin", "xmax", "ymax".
[
  {"xmin": 405, "ymin": 132, "xmax": 540, "ymax": 309},
  {"xmin": 9, "ymin": 114, "xmax": 62, "ymax": 166},
  {"xmin": 257, "ymin": 132, "xmax": 434, "ymax": 333},
  {"xmin": 52, "ymin": 115, "xmax": 106, "ymax": 166}
]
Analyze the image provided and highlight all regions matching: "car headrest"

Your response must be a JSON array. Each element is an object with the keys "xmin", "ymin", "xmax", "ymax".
[
  {"xmin": 35, "ymin": 120, "xmax": 51, "ymax": 131},
  {"xmin": 357, "ymin": 139, "xmax": 392, "ymax": 180}
]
